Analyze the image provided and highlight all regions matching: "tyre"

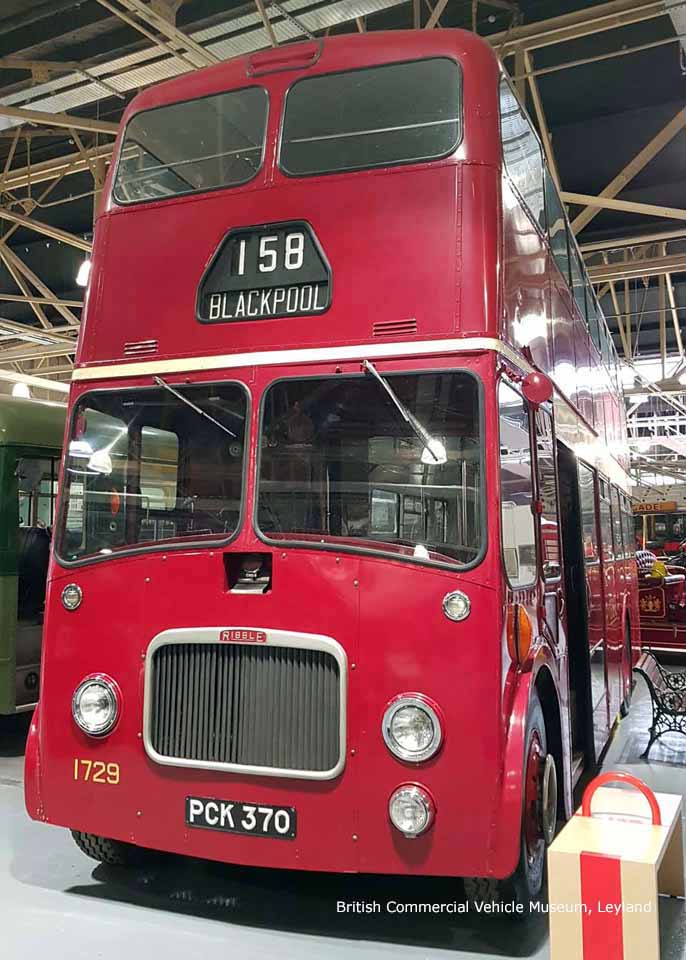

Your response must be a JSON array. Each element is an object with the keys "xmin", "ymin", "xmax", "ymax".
[
  {"xmin": 505, "ymin": 690, "xmax": 554, "ymax": 911},
  {"xmin": 71, "ymin": 830, "xmax": 147, "ymax": 866},
  {"xmin": 465, "ymin": 690, "xmax": 556, "ymax": 917}
]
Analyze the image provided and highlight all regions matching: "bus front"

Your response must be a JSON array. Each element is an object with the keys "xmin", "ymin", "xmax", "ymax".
[{"xmin": 26, "ymin": 30, "xmax": 550, "ymax": 900}]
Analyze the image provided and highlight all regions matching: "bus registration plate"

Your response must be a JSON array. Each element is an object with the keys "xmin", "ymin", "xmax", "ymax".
[
  {"xmin": 197, "ymin": 220, "xmax": 331, "ymax": 323},
  {"xmin": 185, "ymin": 795, "xmax": 297, "ymax": 839}
]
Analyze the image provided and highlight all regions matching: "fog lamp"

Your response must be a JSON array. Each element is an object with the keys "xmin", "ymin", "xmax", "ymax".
[
  {"xmin": 388, "ymin": 784, "xmax": 435, "ymax": 838},
  {"xmin": 383, "ymin": 696, "xmax": 442, "ymax": 762},
  {"xmin": 442, "ymin": 590, "xmax": 470, "ymax": 621},
  {"xmin": 72, "ymin": 676, "xmax": 119, "ymax": 736}
]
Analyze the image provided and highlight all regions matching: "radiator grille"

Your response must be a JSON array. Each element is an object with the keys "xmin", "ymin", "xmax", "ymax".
[{"xmin": 149, "ymin": 642, "xmax": 341, "ymax": 774}]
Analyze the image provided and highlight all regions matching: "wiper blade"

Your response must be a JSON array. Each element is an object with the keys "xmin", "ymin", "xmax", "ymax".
[
  {"xmin": 361, "ymin": 360, "xmax": 445, "ymax": 464},
  {"xmin": 154, "ymin": 376, "xmax": 237, "ymax": 438}
]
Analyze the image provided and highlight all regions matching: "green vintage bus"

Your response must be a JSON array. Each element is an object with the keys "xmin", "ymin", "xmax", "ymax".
[{"xmin": 0, "ymin": 395, "xmax": 65, "ymax": 714}]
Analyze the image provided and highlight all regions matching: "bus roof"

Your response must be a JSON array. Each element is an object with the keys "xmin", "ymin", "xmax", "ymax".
[
  {"xmin": 0, "ymin": 396, "xmax": 65, "ymax": 450},
  {"xmin": 117, "ymin": 29, "xmax": 497, "ymax": 121}
]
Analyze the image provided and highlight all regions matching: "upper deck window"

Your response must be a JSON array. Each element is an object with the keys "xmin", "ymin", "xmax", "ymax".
[
  {"xmin": 279, "ymin": 58, "xmax": 461, "ymax": 177},
  {"xmin": 499, "ymin": 77, "xmax": 545, "ymax": 230},
  {"xmin": 113, "ymin": 86, "xmax": 268, "ymax": 205}
]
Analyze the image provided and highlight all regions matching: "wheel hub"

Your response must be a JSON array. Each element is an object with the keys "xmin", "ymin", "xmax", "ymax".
[{"xmin": 523, "ymin": 734, "xmax": 557, "ymax": 861}]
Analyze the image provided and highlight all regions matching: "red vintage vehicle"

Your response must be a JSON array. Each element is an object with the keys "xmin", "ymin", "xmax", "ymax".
[
  {"xmin": 26, "ymin": 29, "xmax": 639, "ymax": 907},
  {"xmin": 638, "ymin": 567, "xmax": 686, "ymax": 653}
]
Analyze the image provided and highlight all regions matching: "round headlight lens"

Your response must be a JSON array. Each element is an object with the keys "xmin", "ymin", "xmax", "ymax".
[
  {"xmin": 383, "ymin": 696, "xmax": 442, "ymax": 762},
  {"xmin": 72, "ymin": 676, "xmax": 119, "ymax": 736},
  {"xmin": 388, "ymin": 785, "xmax": 435, "ymax": 838},
  {"xmin": 442, "ymin": 590, "xmax": 470, "ymax": 621},
  {"xmin": 62, "ymin": 583, "xmax": 83, "ymax": 611}
]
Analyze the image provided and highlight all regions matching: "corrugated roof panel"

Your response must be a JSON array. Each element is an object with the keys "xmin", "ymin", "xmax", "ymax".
[{"xmin": 0, "ymin": 0, "xmax": 407, "ymax": 130}]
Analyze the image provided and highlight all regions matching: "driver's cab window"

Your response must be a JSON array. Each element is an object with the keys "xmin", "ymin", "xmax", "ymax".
[
  {"xmin": 535, "ymin": 409, "xmax": 561, "ymax": 581},
  {"xmin": 499, "ymin": 380, "xmax": 537, "ymax": 588}
]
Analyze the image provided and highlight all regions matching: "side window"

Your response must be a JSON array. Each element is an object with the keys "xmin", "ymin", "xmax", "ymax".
[
  {"xmin": 535, "ymin": 409, "xmax": 561, "ymax": 580},
  {"xmin": 611, "ymin": 487, "xmax": 624, "ymax": 561},
  {"xmin": 598, "ymin": 482, "xmax": 613, "ymax": 564},
  {"xmin": 586, "ymin": 291, "xmax": 602, "ymax": 355},
  {"xmin": 623, "ymin": 504, "xmax": 635, "ymax": 559},
  {"xmin": 499, "ymin": 379, "xmax": 537, "ymax": 588},
  {"xmin": 567, "ymin": 229, "xmax": 587, "ymax": 324},
  {"xmin": 544, "ymin": 168, "xmax": 569, "ymax": 284},
  {"xmin": 499, "ymin": 77, "xmax": 545, "ymax": 231}
]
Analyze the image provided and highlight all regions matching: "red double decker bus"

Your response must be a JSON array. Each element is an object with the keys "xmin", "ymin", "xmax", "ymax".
[{"xmin": 26, "ymin": 29, "xmax": 639, "ymax": 906}]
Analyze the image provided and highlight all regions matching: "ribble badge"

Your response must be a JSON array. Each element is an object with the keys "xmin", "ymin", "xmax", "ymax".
[{"xmin": 197, "ymin": 220, "xmax": 331, "ymax": 323}]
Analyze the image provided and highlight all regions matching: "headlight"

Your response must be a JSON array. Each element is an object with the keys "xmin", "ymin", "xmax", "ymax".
[
  {"xmin": 72, "ymin": 675, "xmax": 120, "ymax": 736},
  {"xmin": 382, "ymin": 695, "xmax": 442, "ymax": 762},
  {"xmin": 388, "ymin": 784, "xmax": 435, "ymax": 838}
]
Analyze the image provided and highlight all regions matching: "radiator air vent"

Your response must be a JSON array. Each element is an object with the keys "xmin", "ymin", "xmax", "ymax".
[
  {"xmin": 123, "ymin": 339, "xmax": 159, "ymax": 357},
  {"xmin": 372, "ymin": 319, "xmax": 417, "ymax": 338}
]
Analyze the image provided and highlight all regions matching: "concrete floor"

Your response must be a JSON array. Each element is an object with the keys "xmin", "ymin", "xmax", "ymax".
[{"xmin": 2, "ymin": 680, "xmax": 686, "ymax": 960}]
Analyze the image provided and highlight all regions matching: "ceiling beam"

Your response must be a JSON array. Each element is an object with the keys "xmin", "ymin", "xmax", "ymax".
[
  {"xmin": 523, "ymin": 49, "xmax": 560, "ymax": 191},
  {"xmin": 0, "ymin": 208, "xmax": 92, "ymax": 252},
  {"xmin": 0, "ymin": 342, "xmax": 77, "ymax": 363},
  {"xmin": 254, "ymin": 0, "xmax": 278, "ymax": 46},
  {"xmin": 0, "ymin": 318, "xmax": 76, "ymax": 344},
  {"xmin": 562, "ymin": 192, "xmax": 686, "ymax": 224},
  {"xmin": 0, "ymin": 248, "xmax": 51, "ymax": 330},
  {"xmin": 0, "ymin": 293, "xmax": 83, "ymax": 309},
  {"xmin": 0, "ymin": 104, "xmax": 118, "ymax": 136},
  {"xmin": 0, "ymin": 144, "xmax": 113, "ymax": 192},
  {"xmin": 0, "ymin": 247, "xmax": 80, "ymax": 327},
  {"xmin": 97, "ymin": 0, "xmax": 218, "ymax": 69},
  {"xmin": 0, "ymin": 368, "xmax": 69, "ymax": 394},
  {"xmin": 581, "ymin": 227, "xmax": 686, "ymax": 253},
  {"xmin": 425, "ymin": 0, "xmax": 450, "ymax": 29},
  {"xmin": 588, "ymin": 252, "xmax": 686, "ymax": 282},
  {"xmin": 489, "ymin": 0, "xmax": 668, "ymax": 55},
  {"xmin": 571, "ymin": 108, "xmax": 686, "ymax": 235}
]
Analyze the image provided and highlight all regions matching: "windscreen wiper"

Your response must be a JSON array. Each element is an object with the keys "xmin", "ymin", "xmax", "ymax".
[
  {"xmin": 361, "ymin": 360, "xmax": 445, "ymax": 464},
  {"xmin": 154, "ymin": 376, "xmax": 237, "ymax": 438}
]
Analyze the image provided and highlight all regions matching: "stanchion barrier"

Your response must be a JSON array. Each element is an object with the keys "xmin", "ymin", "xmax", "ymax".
[{"xmin": 548, "ymin": 771, "xmax": 685, "ymax": 960}]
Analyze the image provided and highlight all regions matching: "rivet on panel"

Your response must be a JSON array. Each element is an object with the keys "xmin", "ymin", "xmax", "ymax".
[
  {"xmin": 281, "ymin": 552, "xmax": 287, "ymax": 559},
  {"xmin": 353, "ymin": 579, "xmax": 359, "ymax": 587},
  {"xmin": 352, "ymin": 834, "xmax": 358, "ymax": 841},
  {"xmin": 144, "ymin": 577, "xmax": 151, "ymax": 583},
  {"xmin": 351, "ymin": 663, "xmax": 356, "ymax": 670},
  {"xmin": 136, "ymin": 811, "xmax": 142, "ymax": 817},
  {"xmin": 335, "ymin": 557, "xmax": 341, "ymax": 564},
  {"xmin": 350, "ymin": 748, "xmax": 356, "ymax": 756}
]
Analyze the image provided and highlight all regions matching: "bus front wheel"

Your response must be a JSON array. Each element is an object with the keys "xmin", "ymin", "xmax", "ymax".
[
  {"xmin": 71, "ymin": 830, "xmax": 148, "ymax": 867},
  {"xmin": 508, "ymin": 691, "xmax": 556, "ymax": 909},
  {"xmin": 464, "ymin": 690, "xmax": 556, "ymax": 914}
]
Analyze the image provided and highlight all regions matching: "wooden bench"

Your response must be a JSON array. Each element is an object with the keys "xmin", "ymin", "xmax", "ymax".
[{"xmin": 633, "ymin": 650, "xmax": 686, "ymax": 757}]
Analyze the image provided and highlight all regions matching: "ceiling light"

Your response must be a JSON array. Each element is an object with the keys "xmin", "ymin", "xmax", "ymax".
[{"xmin": 76, "ymin": 258, "xmax": 92, "ymax": 287}]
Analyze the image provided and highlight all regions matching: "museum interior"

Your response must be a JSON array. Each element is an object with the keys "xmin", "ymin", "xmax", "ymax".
[{"xmin": 2, "ymin": 1, "xmax": 686, "ymax": 958}]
